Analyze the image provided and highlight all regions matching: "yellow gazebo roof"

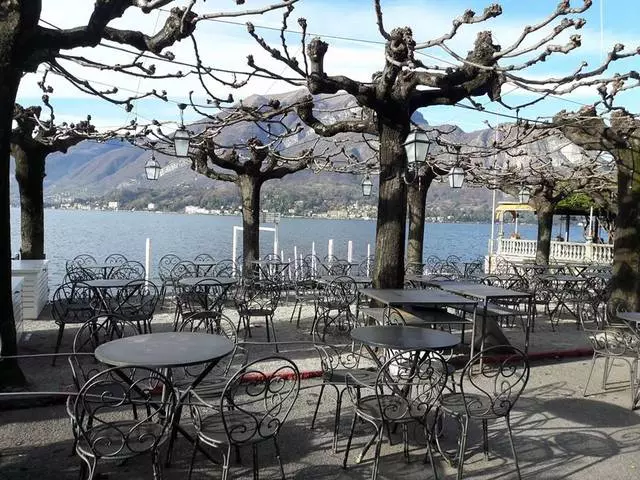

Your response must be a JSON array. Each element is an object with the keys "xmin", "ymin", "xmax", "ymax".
[{"xmin": 494, "ymin": 202, "xmax": 535, "ymax": 220}]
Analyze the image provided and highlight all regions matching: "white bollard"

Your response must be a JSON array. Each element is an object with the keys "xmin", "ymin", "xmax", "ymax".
[
  {"xmin": 312, "ymin": 242, "xmax": 316, "ymax": 276},
  {"xmin": 145, "ymin": 238, "xmax": 151, "ymax": 283},
  {"xmin": 328, "ymin": 239, "xmax": 334, "ymax": 263},
  {"xmin": 367, "ymin": 243, "xmax": 371, "ymax": 277},
  {"xmin": 347, "ymin": 240, "xmax": 353, "ymax": 263}
]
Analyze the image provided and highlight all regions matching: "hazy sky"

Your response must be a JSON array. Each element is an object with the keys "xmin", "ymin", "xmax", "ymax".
[{"xmin": 17, "ymin": 0, "xmax": 640, "ymax": 132}]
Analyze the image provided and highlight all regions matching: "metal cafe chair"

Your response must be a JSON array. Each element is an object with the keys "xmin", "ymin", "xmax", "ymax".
[
  {"xmin": 342, "ymin": 350, "xmax": 449, "ymax": 480},
  {"xmin": 170, "ymin": 260, "xmax": 198, "ymax": 328},
  {"xmin": 313, "ymin": 275, "xmax": 359, "ymax": 341},
  {"xmin": 158, "ymin": 254, "xmax": 181, "ymax": 306},
  {"xmin": 113, "ymin": 279, "xmax": 159, "ymax": 333},
  {"xmin": 50, "ymin": 281, "xmax": 98, "ymax": 365},
  {"xmin": 108, "ymin": 260, "xmax": 145, "ymax": 280},
  {"xmin": 234, "ymin": 279, "xmax": 282, "ymax": 351},
  {"xmin": 104, "ymin": 253, "xmax": 128, "ymax": 265},
  {"xmin": 187, "ymin": 356, "xmax": 300, "ymax": 480},
  {"xmin": 437, "ymin": 346, "xmax": 530, "ymax": 480},
  {"xmin": 68, "ymin": 366, "xmax": 177, "ymax": 480},
  {"xmin": 72, "ymin": 254, "xmax": 97, "ymax": 267}
]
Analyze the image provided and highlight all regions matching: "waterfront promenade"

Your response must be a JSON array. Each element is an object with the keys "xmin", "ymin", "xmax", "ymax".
[{"xmin": 2, "ymin": 304, "xmax": 639, "ymax": 479}]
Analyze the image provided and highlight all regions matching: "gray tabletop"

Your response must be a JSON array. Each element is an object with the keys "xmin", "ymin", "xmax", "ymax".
[
  {"xmin": 178, "ymin": 276, "xmax": 237, "ymax": 286},
  {"xmin": 617, "ymin": 312, "xmax": 640, "ymax": 324},
  {"xmin": 95, "ymin": 332, "xmax": 235, "ymax": 368},
  {"xmin": 84, "ymin": 278, "xmax": 137, "ymax": 289},
  {"xmin": 359, "ymin": 288, "xmax": 477, "ymax": 306},
  {"xmin": 432, "ymin": 281, "xmax": 531, "ymax": 300},
  {"xmin": 352, "ymin": 326, "xmax": 459, "ymax": 350},
  {"xmin": 318, "ymin": 276, "xmax": 372, "ymax": 285}
]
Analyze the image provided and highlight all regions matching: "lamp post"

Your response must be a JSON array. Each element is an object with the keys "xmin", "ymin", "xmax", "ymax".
[
  {"xmin": 361, "ymin": 175, "xmax": 373, "ymax": 196},
  {"xmin": 174, "ymin": 103, "xmax": 191, "ymax": 157},
  {"xmin": 145, "ymin": 152, "xmax": 161, "ymax": 180},
  {"xmin": 448, "ymin": 145, "xmax": 465, "ymax": 188}
]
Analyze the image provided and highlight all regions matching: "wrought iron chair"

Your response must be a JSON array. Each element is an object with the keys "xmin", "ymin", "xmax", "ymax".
[
  {"xmin": 113, "ymin": 279, "xmax": 159, "ymax": 333},
  {"xmin": 194, "ymin": 253, "xmax": 215, "ymax": 263},
  {"xmin": 170, "ymin": 260, "xmax": 198, "ymax": 327},
  {"xmin": 437, "ymin": 346, "xmax": 530, "ymax": 480},
  {"xmin": 234, "ymin": 280, "xmax": 282, "ymax": 350},
  {"xmin": 50, "ymin": 281, "xmax": 98, "ymax": 365},
  {"xmin": 68, "ymin": 366, "xmax": 177, "ymax": 480},
  {"xmin": 109, "ymin": 260, "xmax": 145, "ymax": 280},
  {"xmin": 213, "ymin": 259, "xmax": 236, "ymax": 278},
  {"xmin": 357, "ymin": 255, "xmax": 375, "ymax": 277},
  {"xmin": 187, "ymin": 356, "xmax": 300, "ymax": 480},
  {"xmin": 158, "ymin": 254, "xmax": 181, "ymax": 306},
  {"xmin": 72, "ymin": 254, "xmax": 97, "ymax": 266},
  {"xmin": 311, "ymin": 340, "xmax": 377, "ymax": 452},
  {"xmin": 104, "ymin": 253, "xmax": 128, "ymax": 265},
  {"xmin": 289, "ymin": 258, "xmax": 318, "ymax": 328},
  {"xmin": 313, "ymin": 275, "xmax": 358, "ymax": 341},
  {"xmin": 65, "ymin": 261, "xmax": 98, "ymax": 282},
  {"xmin": 343, "ymin": 350, "xmax": 449, "ymax": 480}
]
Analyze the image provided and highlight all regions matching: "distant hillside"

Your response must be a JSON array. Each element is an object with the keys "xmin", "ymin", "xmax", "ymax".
[{"xmin": 9, "ymin": 88, "xmax": 589, "ymax": 219}]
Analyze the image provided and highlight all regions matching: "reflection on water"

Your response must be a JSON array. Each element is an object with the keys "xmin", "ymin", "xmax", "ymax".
[{"xmin": 9, "ymin": 207, "xmax": 537, "ymax": 288}]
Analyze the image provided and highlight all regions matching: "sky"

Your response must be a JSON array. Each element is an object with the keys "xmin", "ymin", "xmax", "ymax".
[{"xmin": 17, "ymin": 0, "xmax": 640, "ymax": 134}]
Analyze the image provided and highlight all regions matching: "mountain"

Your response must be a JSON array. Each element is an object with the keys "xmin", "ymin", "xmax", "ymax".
[{"xmin": 9, "ymin": 89, "xmax": 594, "ymax": 220}]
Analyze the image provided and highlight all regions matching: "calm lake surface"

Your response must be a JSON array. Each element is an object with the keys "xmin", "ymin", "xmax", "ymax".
[{"xmin": 9, "ymin": 207, "xmax": 537, "ymax": 288}]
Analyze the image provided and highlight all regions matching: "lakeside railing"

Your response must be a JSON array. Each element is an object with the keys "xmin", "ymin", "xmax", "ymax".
[{"xmin": 497, "ymin": 238, "xmax": 613, "ymax": 264}]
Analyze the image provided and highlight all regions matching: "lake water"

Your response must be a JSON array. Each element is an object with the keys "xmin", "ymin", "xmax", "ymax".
[{"xmin": 9, "ymin": 207, "xmax": 537, "ymax": 288}]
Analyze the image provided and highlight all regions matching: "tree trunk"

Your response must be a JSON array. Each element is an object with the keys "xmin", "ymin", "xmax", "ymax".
[
  {"xmin": 534, "ymin": 198, "xmax": 554, "ymax": 265},
  {"xmin": 406, "ymin": 173, "xmax": 433, "ymax": 268},
  {"xmin": 13, "ymin": 147, "xmax": 46, "ymax": 260},
  {"xmin": 609, "ymin": 148, "xmax": 640, "ymax": 312},
  {"xmin": 372, "ymin": 121, "xmax": 409, "ymax": 289},
  {"xmin": 239, "ymin": 175, "xmax": 262, "ymax": 276},
  {"xmin": 0, "ymin": 3, "xmax": 36, "ymax": 387}
]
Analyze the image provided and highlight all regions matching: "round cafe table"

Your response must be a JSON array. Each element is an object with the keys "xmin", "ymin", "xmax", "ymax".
[
  {"xmin": 617, "ymin": 312, "xmax": 640, "ymax": 327},
  {"xmin": 352, "ymin": 325, "xmax": 460, "ymax": 351},
  {"xmin": 95, "ymin": 332, "xmax": 234, "ymax": 466}
]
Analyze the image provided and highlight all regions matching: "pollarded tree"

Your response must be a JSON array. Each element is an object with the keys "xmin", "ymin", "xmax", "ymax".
[
  {"xmin": 0, "ymin": 0, "xmax": 295, "ymax": 387},
  {"xmin": 554, "ymin": 105, "xmax": 640, "ymax": 311},
  {"xmin": 244, "ymin": 0, "xmax": 639, "ymax": 288},
  {"xmin": 191, "ymin": 136, "xmax": 311, "ymax": 273}
]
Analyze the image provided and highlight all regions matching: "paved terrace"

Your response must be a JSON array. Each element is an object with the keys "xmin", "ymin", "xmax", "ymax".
[{"xmin": 1, "ymin": 304, "xmax": 638, "ymax": 479}]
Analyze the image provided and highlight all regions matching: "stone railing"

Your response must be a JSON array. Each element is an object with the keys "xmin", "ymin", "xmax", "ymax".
[{"xmin": 497, "ymin": 238, "xmax": 613, "ymax": 264}]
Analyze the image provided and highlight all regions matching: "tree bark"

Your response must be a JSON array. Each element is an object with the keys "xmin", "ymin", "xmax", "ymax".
[
  {"xmin": 406, "ymin": 173, "xmax": 433, "ymax": 267},
  {"xmin": 373, "ymin": 120, "xmax": 409, "ymax": 289},
  {"xmin": 534, "ymin": 198, "xmax": 554, "ymax": 265},
  {"xmin": 239, "ymin": 175, "xmax": 262, "ymax": 275},
  {"xmin": 609, "ymin": 148, "xmax": 640, "ymax": 312},
  {"xmin": 13, "ymin": 147, "xmax": 46, "ymax": 260},
  {"xmin": 0, "ymin": 2, "xmax": 36, "ymax": 387}
]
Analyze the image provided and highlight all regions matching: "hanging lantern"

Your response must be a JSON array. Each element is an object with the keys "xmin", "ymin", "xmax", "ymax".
[
  {"xmin": 518, "ymin": 185, "xmax": 531, "ymax": 204},
  {"xmin": 361, "ymin": 175, "xmax": 373, "ymax": 196},
  {"xmin": 145, "ymin": 153, "xmax": 161, "ymax": 180},
  {"xmin": 448, "ymin": 166, "xmax": 465, "ymax": 188},
  {"xmin": 173, "ymin": 103, "xmax": 190, "ymax": 157},
  {"xmin": 402, "ymin": 130, "xmax": 431, "ymax": 172}
]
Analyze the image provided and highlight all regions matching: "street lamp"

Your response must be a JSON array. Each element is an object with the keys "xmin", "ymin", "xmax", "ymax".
[
  {"xmin": 402, "ymin": 129, "xmax": 431, "ymax": 182},
  {"xmin": 174, "ymin": 103, "xmax": 191, "ymax": 157},
  {"xmin": 361, "ymin": 175, "xmax": 373, "ymax": 196},
  {"xmin": 448, "ymin": 145, "xmax": 465, "ymax": 188},
  {"xmin": 518, "ymin": 185, "xmax": 531, "ymax": 204},
  {"xmin": 145, "ymin": 152, "xmax": 161, "ymax": 180}
]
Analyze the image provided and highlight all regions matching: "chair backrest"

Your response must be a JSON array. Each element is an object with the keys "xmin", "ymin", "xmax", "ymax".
[
  {"xmin": 313, "ymin": 341, "xmax": 368, "ymax": 377},
  {"xmin": 170, "ymin": 261, "xmax": 198, "ymax": 283},
  {"xmin": 262, "ymin": 253, "xmax": 282, "ymax": 262},
  {"xmin": 65, "ymin": 261, "xmax": 98, "ymax": 282},
  {"xmin": 236, "ymin": 280, "xmax": 281, "ymax": 314},
  {"xmin": 104, "ymin": 253, "xmax": 128, "ymax": 265},
  {"xmin": 70, "ymin": 366, "xmax": 176, "ymax": 459},
  {"xmin": 382, "ymin": 306, "xmax": 407, "ymax": 326},
  {"xmin": 322, "ymin": 276, "xmax": 358, "ymax": 306},
  {"xmin": 423, "ymin": 256, "xmax": 442, "ymax": 274},
  {"xmin": 109, "ymin": 260, "xmax": 145, "ymax": 280},
  {"xmin": 114, "ymin": 279, "xmax": 159, "ymax": 320},
  {"xmin": 69, "ymin": 314, "xmax": 141, "ymax": 388},
  {"xmin": 219, "ymin": 356, "xmax": 299, "ymax": 444},
  {"xmin": 357, "ymin": 255, "xmax": 375, "ymax": 277},
  {"xmin": 194, "ymin": 253, "xmax": 215, "ymax": 263},
  {"xmin": 459, "ymin": 346, "xmax": 529, "ymax": 419},
  {"xmin": 51, "ymin": 281, "xmax": 97, "ymax": 325},
  {"xmin": 213, "ymin": 259, "xmax": 235, "ymax": 278},
  {"xmin": 158, "ymin": 254, "xmax": 181, "ymax": 280},
  {"xmin": 72, "ymin": 254, "xmax": 97, "ymax": 266},
  {"xmin": 188, "ymin": 278, "xmax": 228, "ymax": 312},
  {"xmin": 362, "ymin": 350, "xmax": 448, "ymax": 424}
]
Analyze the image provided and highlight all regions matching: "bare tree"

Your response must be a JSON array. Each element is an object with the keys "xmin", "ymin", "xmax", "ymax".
[
  {"xmin": 554, "ymin": 105, "xmax": 640, "ymax": 311},
  {"xmin": 244, "ymin": 0, "xmax": 639, "ymax": 288},
  {"xmin": 0, "ymin": 0, "xmax": 295, "ymax": 387}
]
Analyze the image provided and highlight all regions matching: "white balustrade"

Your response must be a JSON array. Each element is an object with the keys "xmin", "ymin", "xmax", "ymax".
[{"xmin": 497, "ymin": 238, "xmax": 613, "ymax": 265}]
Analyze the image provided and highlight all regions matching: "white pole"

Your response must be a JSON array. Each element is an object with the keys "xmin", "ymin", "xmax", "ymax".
[
  {"xmin": 328, "ymin": 239, "xmax": 334, "ymax": 263},
  {"xmin": 347, "ymin": 240, "xmax": 353, "ymax": 263},
  {"xmin": 287, "ymin": 258, "xmax": 292, "ymax": 280},
  {"xmin": 144, "ymin": 238, "xmax": 151, "ymax": 283},
  {"xmin": 588, "ymin": 206, "xmax": 594, "ymax": 240},
  {"xmin": 273, "ymin": 223, "xmax": 279, "ymax": 255},
  {"xmin": 312, "ymin": 241, "xmax": 316, "ymax": 276},
  {"xmin": 489, "ymin": 188, "xmax": 497, "ymax": 254},
  {"xmin": 232, "ymin": 226, "xmax": 240, "ymax": 277},
  {"xmin": 293, "ymin": 246, "xmax": 298, "ymax": 277},
  {"xmin": 367, "ymin": 243, "xmax": 371, "ymax": 277}
]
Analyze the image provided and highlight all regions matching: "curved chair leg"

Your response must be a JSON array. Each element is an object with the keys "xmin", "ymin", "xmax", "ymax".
[
  {"xmin": 222, "ymin": 444, "xmax": 232, "ymax": 480},
  {"xmin": 343, "ymin": 413, "xmax": 358, "ymax": 469},
  {"xmin": 583, "ymin": 353, "xmax": 598, "ymax": 397},
  {"xmin": 151, "ymin": 447, "xmax": 163, "ymax": 480},
  {"xmin": 456, "ymin": 416, "xmax": 470, "ymax": 480},
  {"xmin": 289, "ymin": 300, "xmax": 299, "ymax": 323},
  {"xmin": 505, "ymin": 415, "xmax": 522, "ymax": 480},
  {"xmin": 78, "ymin": 455, "xmax": 97, "ymax": 480},
  {"xmin": 371, "ymin": 427, "xmax": 384, "ymax": 480},
  {"xmin": 402, "ymin": 423, "xmax": 410, "ymax": 462},
  {"xmin": 333, "ymin": 388, "xmax": 345, "ymax": 452},
  {"xmin": 268, "ymin": 315, "xmax": 279, "ymax": 353},
  {"xmin": 482, "ymin": 418, "xmax": 489, "ymax": 460},
  {"xmin": 251, "ymin": 443, "xmax": 259, "ymax": 480},
  {"xmin": 310, "ymin": 383, "xmax": 326, "ymax": 429},
  {"xmin": 53, "ymin": 323, "xmax": 65, "ymax": 366},
  {"xmin": 274, "ymin": 436, "xmax": 286, "ymax": 480}
]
